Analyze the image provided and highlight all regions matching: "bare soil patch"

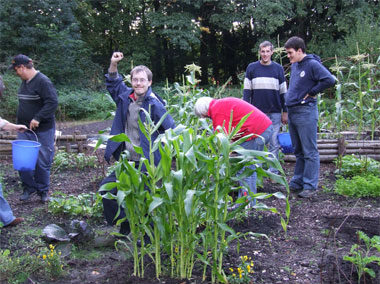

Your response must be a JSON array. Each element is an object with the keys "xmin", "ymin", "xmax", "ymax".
[{"xmin": 1, "ymin": 120, "xmax": 379, "ymax": 283}]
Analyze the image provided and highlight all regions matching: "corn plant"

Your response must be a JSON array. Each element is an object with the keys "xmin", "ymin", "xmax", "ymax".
[
  {"xmin": 103, "ymin": 117, "xmax": 289, "ymax": 282},
  {"xmin": 99, "ymin": 66, "xmax": 290, "ymax": 282}
]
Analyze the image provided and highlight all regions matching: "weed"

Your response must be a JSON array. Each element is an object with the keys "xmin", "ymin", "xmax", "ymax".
[
  {"xmin": 48, "ymin": 192, "xmax": 103, "ymax": 219},
  {"xmin": 321, "ymin": 229, "xmax": 331, "ymax": 236},
  {"xmin": 0, "ymin": 249, "xmax": 41, "ymax": 283},
  {"xmin": 39, "ymin": 244, "xmax": 66, "ymax": 279},
  {"xmin": 343, "ymin": 231, "xmax": 380, "ymax": 283},
  {"xmin": 52, "ymin": 150, "xmax": 98, "ymax": 172},
  {"xmin": 227, "ymin": 255, "xmax": 255, "ymax": 284},
  {"xmin": 71, "ymin": 244, "xmax": 104, "ymax": 260},
  {"xmin": 335, "ymin": 174, "xmax": 380, "ymax": 197}
]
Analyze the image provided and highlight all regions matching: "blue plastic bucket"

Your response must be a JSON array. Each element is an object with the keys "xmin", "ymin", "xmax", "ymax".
[
  {"xmin": 277, "ymin": 132, "xmax": 294, "ymax": 154},
  {"xmin": 12, "ymin": 140, "xmax": 41, "ymax": 171}
]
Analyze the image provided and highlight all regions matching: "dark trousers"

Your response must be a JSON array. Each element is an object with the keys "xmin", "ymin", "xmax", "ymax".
[{"xmin": 99, "ymin": 171, "xmax": 130, "ymax": 234}]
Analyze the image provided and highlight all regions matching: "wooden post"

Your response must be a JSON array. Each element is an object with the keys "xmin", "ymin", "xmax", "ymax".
[{"xmin": 338, "ymin": 136, "xmax": 346, "ymax": 156}]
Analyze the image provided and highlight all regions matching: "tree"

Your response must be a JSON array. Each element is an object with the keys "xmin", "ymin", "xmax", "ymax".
[{"xmin": 0, "ymin": 0, "xmax": 101, "ymax": 86}]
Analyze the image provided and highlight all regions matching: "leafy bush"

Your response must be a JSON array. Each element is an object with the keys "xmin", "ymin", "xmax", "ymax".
[
  {"xmin": 57, "ymin": 87, "xmax": 115, "ymax": 120},
  {"xmin": 52, "ymin": 150, "xmax": 98, "ymax": 172},
  {"xmin": 335, "ymin": 174, "xmax": 380, "ymax": 198},
  {"xmin": 0, "ymin": 74, "xmax": 22, "ymax": 120},
  {"xmin": 48, "ymin": 192, "xmax": 103, "ymax": 219},
  {"xmin": 0, "ymin": 249, "xmax": 41, "ymax": 284},
  {"xmin": 335, "ymin": 155, "xmax": 380, "ymax": 178},
  {"xmin": 0, "ymin": 74, "xmax": 114, "ymax": 121}
]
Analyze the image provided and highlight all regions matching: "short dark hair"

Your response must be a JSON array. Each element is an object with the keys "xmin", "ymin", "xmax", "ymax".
[
  {"xmin": 131, "ymin": 65, "xmax": 153, "ymax": 81},
  {"xmin": 259, "ymin": 41, "xmax": 273, "ymax": 51},
  {"xmin": 284, "ymin": 36, "xmax": 306, "ymax": 53}
]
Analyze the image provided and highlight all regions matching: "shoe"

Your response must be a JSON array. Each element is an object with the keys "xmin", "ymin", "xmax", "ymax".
[
  {"xmin": 290, "ymin": 187, "xmax": 303, "ymax": 194},
  {"xmin": 119, "ymin": 221, "xmax": 131, "ymax": 235},
  {"xmin": 298, "ymin": 189, "xmax": 317, "ymax": 198},
  {"xmin": 7, "ymin": 217, "xmax": 24, "ymax": 227},
  {"xmin": 268, "ymin": 168, "xmax": 280, "ymax": 175},
  {"xmin": 40, "ymin": 192, "xmax": 49, "ymax": 203},
  {"xmin": 20, "ymin": 190, "xmax": 34, "ymax": 201}
]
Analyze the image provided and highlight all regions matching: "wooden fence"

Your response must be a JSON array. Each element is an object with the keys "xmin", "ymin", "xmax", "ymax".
[{"xmin": 1, "ymin": 131, "xmax": 379, "ymax": 162}]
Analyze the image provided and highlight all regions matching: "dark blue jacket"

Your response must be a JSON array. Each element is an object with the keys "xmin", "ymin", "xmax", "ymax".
[
  {"xmin": 104, "ymin": 74, "xmax": 175, "ymax": 165},
  {"xmin": 285, "ymin": 54, "xmax": 336, "ymax": 107}
]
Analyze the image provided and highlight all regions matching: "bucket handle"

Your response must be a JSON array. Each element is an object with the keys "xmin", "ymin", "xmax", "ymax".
[{"xmin": 26, "ymin": 129, "xmax": 39, "ymax": 142}]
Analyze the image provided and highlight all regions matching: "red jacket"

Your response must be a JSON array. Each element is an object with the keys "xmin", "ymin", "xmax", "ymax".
[{"xmin": 208, "ymin": 97, "xmax": 272, "ymax": 141}]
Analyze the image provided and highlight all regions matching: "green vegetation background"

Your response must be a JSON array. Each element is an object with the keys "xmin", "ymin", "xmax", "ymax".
[{"xmin": 0, "ymin": 0, "xmax": 379, "ymax": 125}]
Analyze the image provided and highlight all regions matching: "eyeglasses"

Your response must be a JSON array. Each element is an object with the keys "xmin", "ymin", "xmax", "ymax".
[{"xmin": 132, "ymin": 78, "xmax": 148, "ymax": 84}]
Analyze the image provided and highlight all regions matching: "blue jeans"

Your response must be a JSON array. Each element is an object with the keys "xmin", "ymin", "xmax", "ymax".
[
  {"xmin": 288, "ymin": 103, "xmax": 319, "ymax": 190},
  {"xmin": 0, "ymin": 183, "xmax": 15, "ymax": 226},
  {"xmin": 265, "ymin": 113, "xmax": 281, "ymax": 160},
  {"xmin": 238, "ymin": 125, "xmax": 273, "ymax": 206},
  {"xmin": 17, "ymin": 127, "xmax": 55, "ymax": 194}
]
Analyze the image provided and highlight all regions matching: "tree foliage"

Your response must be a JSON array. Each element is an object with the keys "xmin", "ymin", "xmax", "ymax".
[
  {"xmin": 0, "ymin": 0, "xmax": 101, "ymax": 86},
  {"xmin": 0, "ymin": 0, "xmax": 379, "ymax": 85}
]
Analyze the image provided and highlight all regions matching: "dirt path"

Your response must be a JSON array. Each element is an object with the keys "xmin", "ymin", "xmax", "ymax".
[{"xmin": 1, "ymin": 122, "xmax": 379, "ymax": 283}]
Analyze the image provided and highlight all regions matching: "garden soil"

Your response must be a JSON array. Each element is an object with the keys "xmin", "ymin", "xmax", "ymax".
[{"xmin": 1, "ymin": 120, "xmax": 379, "ymax": 284}]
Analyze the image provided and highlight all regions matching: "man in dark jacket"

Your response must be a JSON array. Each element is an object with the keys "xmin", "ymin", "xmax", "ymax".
[
  {"xmin": 100, "ymin": 52, "xmax": 175, "ymax": 234},
  {"xmin": 284, "ymin": 37, "xmax": 336, "ymax": 198},
  {"xmin": 9, "ymin": 54, "xmax": 58, "ymax": 203}
]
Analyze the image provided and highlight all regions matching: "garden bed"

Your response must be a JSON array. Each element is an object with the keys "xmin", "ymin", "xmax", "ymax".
[{"xmin": 0, "ymin": 121, "xmax": 379, "ymax": 283}]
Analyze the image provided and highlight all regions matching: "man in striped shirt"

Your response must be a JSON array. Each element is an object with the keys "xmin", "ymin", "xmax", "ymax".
[
  {"xmin": 9, "ymin": 54, "xmax": 58, "ymax": 203},
  {"xmin": 243, "ymin": 41, "xmax": 287, "ymax": 172}
]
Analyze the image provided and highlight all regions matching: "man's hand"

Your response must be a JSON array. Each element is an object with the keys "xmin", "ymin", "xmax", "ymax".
[
  {"xmin": 29, "ymin": 119, "xmax": 39, "ymax": 130},
  {"xmin": 281, "ymin": 112, "xmax": 288, "ymax": 125},
  {"xmin": 109, "ymin": 52, "xmax": 123, "ymax": 73},
  {"xmin": 111, "ymin": 52, "xmax": 123, "ymax": 64},
  {"xmin": 2, "ymin": 122, "xmax": 28, "ymax": 132}
]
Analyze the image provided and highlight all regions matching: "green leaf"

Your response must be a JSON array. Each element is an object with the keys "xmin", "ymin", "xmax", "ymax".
[
  {"xmin": 164, "ymin": 182, "xmax": 174, "ymax": 201},
  {"xmin": 110, "ymin": 133, "xmax": 131, "ymax": 143},
  {"xmin": 149, "ymin": 197, "xmax": 164, "ymax": 213},
  {"xmin": 184, "ymin": 190, "xmax": 196, "ymax": 217}
]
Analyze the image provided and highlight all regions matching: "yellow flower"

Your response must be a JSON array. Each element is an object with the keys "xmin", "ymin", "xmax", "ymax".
[
  {"xmin": 59, "ymin": 252, "xmax": 62, "ymax": 255},
  {"xmin": 237, "ymin": 267, "xmax": 242, "ymax": 274},
  {"xmin": 247, "ymin": 265, "xmax": 251, "ymax": 272},
  {"xmin": 251, "ymin": 261, "xmax": 254, "ymax": 267},
  {"xmin": 175, "ymin": 247, "xmax": 179, "ymax": 253},
  {"xmin": 42, "ymin": 255, "xmax": 47, "ymax": 260},
  {"xmin": 229, "ymin": 267, "xmax": 234, "ymax": 272},
  {"xmin": 49, "ymin": 244, "xmax": 55, "ymax": 250},
  {"xmin": 239, "ymin": 273, "xmax": 242, "ymax": 279},
  {"xmin": 232, "ymin": 273, "xmax": 236, "ymax": 277}
]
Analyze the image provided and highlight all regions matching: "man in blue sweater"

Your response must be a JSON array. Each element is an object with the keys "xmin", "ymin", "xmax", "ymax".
[
  {"xmin": 243, "ymin": 41, "xmax": 287, "ymax": 173},
  {"xmin": 284, "ymin": 36, "xmax": 336, "ymax": 198},
  {"xmin": 100, "ymin": 52, "xmax": 175, "ymax": 235}
]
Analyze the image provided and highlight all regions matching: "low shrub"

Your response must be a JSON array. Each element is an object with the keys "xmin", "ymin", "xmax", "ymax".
[
  {"xmin": 57, "ymin": 87, "xmax": 115, "ymax": 121},
  {"xmin": 0, "ymin": 249, "xmax": 40, "ymax": 284},
  {"xmin": 334, "ymin": 174, "xmax": 380, "ymax": 197},
  {"xmin": 0, "ymin": 74, "xmax": 21, "ymax": 120},
  {"xmin": 52, "ymin": 150, "xmax": 98, "ymax": 172},
  {"xmin": 0, "ymin": 74, "xmax": 115, "ymax": 121},
  {"xmin": 335, "ymin": 155, "xmax": 380, "ymax": 178},
  {"xmin": 48, "ymin": 192, "xmax": 103, "ymax": 219}
]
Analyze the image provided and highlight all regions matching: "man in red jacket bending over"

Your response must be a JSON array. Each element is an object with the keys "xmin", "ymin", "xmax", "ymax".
[{"xmin": 194, "ymin": 97, "xmax": 273, "ymax": 207}]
